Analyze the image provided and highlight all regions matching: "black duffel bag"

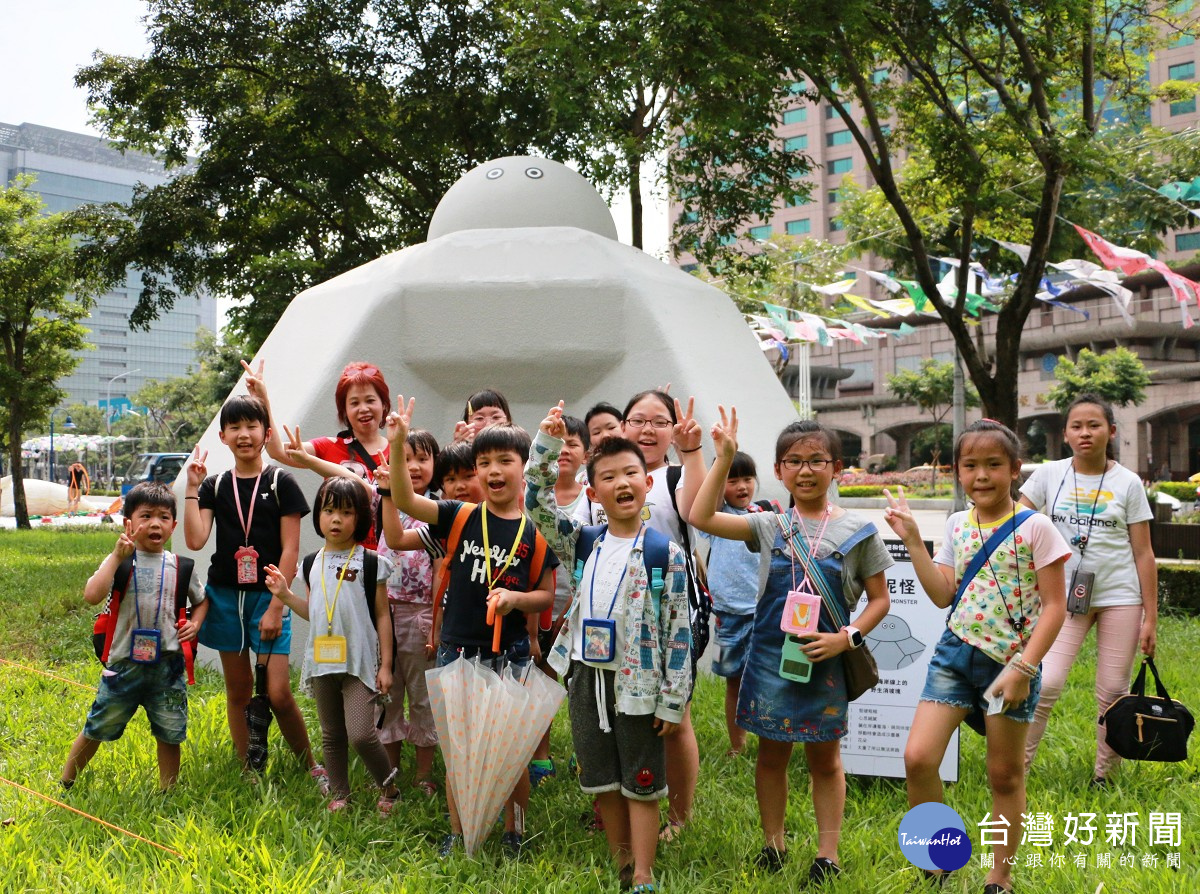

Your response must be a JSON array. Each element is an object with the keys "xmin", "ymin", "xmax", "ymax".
[{"xmin": 1102, "ymin": 657, "xmax": 1194, "ymax": 762}]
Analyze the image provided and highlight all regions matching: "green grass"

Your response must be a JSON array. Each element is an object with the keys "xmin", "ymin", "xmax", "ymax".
[{"xmin": 0, "ymin": 528, "xmax": 1197, "ymax": 892}]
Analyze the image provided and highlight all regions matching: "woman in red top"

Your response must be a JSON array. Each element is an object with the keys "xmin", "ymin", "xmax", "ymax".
[{"xmin": 244, "ymin": 360, "xmax": 391, "ymax": 545}]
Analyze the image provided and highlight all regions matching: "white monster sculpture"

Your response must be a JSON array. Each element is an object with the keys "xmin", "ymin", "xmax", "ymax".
[{"xmin": 177, "ymin": 156, "xmax": 798, "ymax": 660}]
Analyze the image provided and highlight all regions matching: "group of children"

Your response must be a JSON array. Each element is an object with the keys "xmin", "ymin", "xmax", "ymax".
[{"xmin": 60, "ymin": 358, "xmax": 1162, "ymax": 894}]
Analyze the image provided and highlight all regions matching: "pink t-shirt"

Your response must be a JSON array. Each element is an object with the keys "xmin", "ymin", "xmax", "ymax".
[{"xmin": 934, "ymin": 509, "xmax": 1070, "ymax": 664}]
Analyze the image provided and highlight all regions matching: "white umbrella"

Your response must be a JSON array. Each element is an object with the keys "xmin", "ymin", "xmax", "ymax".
[{"xmin": 426, "ymin": 656, "xmax": 565, "ymax": 856}]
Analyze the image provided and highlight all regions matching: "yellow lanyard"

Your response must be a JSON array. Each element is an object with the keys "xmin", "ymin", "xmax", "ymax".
[
  {"xmin": 480, "ymin": 507, "xmax": 527, "ymax": 590},
  {"xmin": 320, "ymin": 545, "xmax": 357, "ymax": 635}
]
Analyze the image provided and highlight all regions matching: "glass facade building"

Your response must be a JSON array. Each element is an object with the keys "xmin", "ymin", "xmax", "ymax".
[{"xmin": 0, "ymin": 122, "xmax": 217, "ymax": 407}]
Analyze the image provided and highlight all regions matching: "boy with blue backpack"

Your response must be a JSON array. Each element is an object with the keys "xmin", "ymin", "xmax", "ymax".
[{"xmin": 526, "ymin": 402, "xmax": 691, "ymax": 894}]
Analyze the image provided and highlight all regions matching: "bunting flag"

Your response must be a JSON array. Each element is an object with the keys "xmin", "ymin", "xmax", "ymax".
[
  {"xmin": 762, "ymin": 302, "xmax": 797, "ymax": 339},
  {"xmin": 864, "ymin": 270, "xmax": 904, "ymax": 293},
  {"xmin": 840, "ymin": 293, "xmax": 893, "ymax": 317},
  {"xmin": 995, "ymin": 239, "xmax": 1032, "ymax": 264},
  {"xmin": 754, "ymin": 301, "xmax": 909, "ymax": 344},
  {"xmin": 1156, "ymin": 176, "xmax": 1200, "ymax": 202},
  {"xmin": 805, "ymin": 278, "xmax": 858, "ymax": 296},
  {"xmin": 1073, "ymin": 225, "xmax": 1152, "ymax": 275}
]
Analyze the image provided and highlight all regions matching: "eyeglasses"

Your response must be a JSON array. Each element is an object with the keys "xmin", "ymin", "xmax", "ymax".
[
  {"xmin": 625, "ymin": 417, "xmax": 673, "ymax": 431},
  {"xmin": 780, "ymin": 457, "xmax": 832, "ymax": 471}
]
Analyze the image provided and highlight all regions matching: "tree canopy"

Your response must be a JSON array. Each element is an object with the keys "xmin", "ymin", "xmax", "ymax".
[
  {"xmin": 1047, "ymin": 345, "xmax": 1151, "ymax": 410},
  {"xmin": 764, "ymin": 0, "xmax": 1200, "ymax": 428},
  {"xmin": 0, "ymin": 177, "xmax": 121, "ymax": 527},
  {"xmin": 78, "ymin": 0, "xmax": 562, "ymax": 348}
]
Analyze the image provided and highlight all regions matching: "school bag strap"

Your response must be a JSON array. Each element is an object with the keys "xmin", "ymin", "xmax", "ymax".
[
  {"xmin": 303, "ymin": 549, "xmax": 381, "ymax": 625},
  {"xmin": 774, "ymin": 514, "xmax": 878, "ymax": 629},
  {"xmin": 572, "ymin": 524, "xmax": 670, "ymax": 613},
  {"xmin": 951, "ymin": 509, "xmax": 1037, "ymax": 614},
  {"xmin": 338, "ymin": 431, "xmax": 380, "ymax": 473},
  {"xmin": 430, "ymin": 501, "xmax": 478, "ymax": 637},
  {"xmin": 93, "ymin": 555, "xmax": 197, "ymax": 685}
]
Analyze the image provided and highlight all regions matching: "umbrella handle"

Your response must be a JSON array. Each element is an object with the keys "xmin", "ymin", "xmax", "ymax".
[{"xmin": 487, "ymin": 598, "xmax": 502, "ymax": 655}]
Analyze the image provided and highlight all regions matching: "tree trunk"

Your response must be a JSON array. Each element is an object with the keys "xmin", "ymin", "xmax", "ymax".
[
  {"xmin": 7, "ymin": 421, "xmax": 30, "ymax": 529},
  {"xmin": 629, "ymin": 153, "xmax": 644, "ymax": 250}
]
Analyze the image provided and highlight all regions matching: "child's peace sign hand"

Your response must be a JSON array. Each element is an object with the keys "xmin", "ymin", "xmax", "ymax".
[
  {"xmin": 186, "ymin": 447, "xmax": 208, "ymax": 488},
  {"xmin": 452, "ymin": 421, "xmax": 474, "ymax": 443},
  {"xmin": 375, "ymin": 463, "xmax": 391, "ymax": 491},
  {"xmin": 385, "ymin": 395, "xmax": 415, "ymax": 446},
  {"xmin": 672, "ymin": 396, "xmax": 701, "ymax": 454},
  {"xmin": 240, "ymin": 359, "xmax": 267, "ymax": 401},
  {"xmin": 540, "ymin": 401, "xmax": 567, "ymax": 439},
  {"xmin": 281, "ymin": 425, "xmax": 311, "ymax": 467},
  {"xmin": 711, "ymin": 405, "xmax": 739, "ymax": 460},
  {"xmin": 114, "ymin": 524, "xmax": 140, "ymax": 559},
  {"xmin": 883, "ymin": 486, "xmax": 918, "ymax": 541}
]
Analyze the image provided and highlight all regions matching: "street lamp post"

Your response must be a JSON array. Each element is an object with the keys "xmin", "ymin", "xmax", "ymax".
[
  {"xmin": 48, "ymin": 409, "xmax": 76, "ymax": 482},
  {"xmin": 105, "ymin": 369, "xmax": 141, "ymax": 486}
]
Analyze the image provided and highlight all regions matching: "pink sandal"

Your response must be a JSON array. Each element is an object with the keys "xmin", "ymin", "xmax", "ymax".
[
  {"xmin": 326, "ymin": 797, "xmax": 350, "ymax": 813},
  {"xmin": 413, "ymin": 779, "xmax": 438, "ymax": 798}
]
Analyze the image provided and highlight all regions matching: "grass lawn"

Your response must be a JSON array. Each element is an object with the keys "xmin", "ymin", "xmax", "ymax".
[{"xmin": 0, "ymin": 528, "xmax": 1196, "ymax": 892}]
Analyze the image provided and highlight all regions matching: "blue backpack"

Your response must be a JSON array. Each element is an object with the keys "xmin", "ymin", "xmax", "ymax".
[{"xmin": 572, "ymin": 524, "xmax": 671, "ymax": 609}]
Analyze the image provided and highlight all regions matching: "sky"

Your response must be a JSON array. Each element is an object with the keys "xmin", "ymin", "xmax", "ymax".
[{"xmin": 0, "ymin": 0, "xmax": 669, "ymax": 257}]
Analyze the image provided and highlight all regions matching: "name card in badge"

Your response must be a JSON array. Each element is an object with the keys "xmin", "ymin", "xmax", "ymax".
[
  {"xmin": 314, "ymin": 635, "xmax": 347, "ymax": 664},
  {"xmin": 234, "ymin": 545, "xmax": 259, "ymax": 584},
  {"xmin": 130, "ymin": 628, "xmax": 162, "ymax": 664},
  {"xmin": 780, "ymin": 589, "xmax": 821, "ymax": 636},
  {"xmin": 582, "ymin": 619, "xmax": 617, "ymax": 663}
]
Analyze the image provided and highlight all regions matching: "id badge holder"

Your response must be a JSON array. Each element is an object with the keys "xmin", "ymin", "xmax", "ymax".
[
  {"xmin": 130, "ymin": 628, "xmax": 162, "ymax": 664},
  {"xmin": 780, "ymin": 589, "xmax": 821, "ymax": 636},
  {"xmin": 581, "ymin": 618, "xmax": 617, "ymax": 663},
  {"xmin": 1067, "ymin": 569, "xmax": 1094, "ymax": 615},
  {"xmin": 313, "ymin": 635, "xmax": 347, "ymax": 664},
  {"xmin": 778, "ymin": 634, "xmax": 813, "ymax": 683},
  {"xmin": 234, "ymin": 545, "xmax": 260, "ymax": 585}
]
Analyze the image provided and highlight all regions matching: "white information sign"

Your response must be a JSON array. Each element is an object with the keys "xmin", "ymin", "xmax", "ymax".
[{"xmin": 840, "ymin": 540, "xmax": 960, "ymax": 782}]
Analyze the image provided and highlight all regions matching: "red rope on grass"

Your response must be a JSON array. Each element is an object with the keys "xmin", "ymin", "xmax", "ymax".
[
  {"xmin": 0, "ymin": 657, "xmax": 92, "ymax": 691},
  {"xmin": 0, "ymin": 776, "xmax": 186, "ymax": 859}
]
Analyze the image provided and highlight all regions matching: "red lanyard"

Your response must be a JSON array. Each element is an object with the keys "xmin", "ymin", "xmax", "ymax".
[{"xmin": 231, "ymin": 470, "xmax": 263, "ymax": 545}]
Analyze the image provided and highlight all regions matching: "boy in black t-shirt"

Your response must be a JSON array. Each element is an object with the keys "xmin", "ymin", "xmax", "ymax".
[
  {"xmin": 183, "ymin": 395, "xmax": 322, "ymax": 786},
  {"xmin": 385, "ymin": 397, "xmax": 556, "ymax": 859}
]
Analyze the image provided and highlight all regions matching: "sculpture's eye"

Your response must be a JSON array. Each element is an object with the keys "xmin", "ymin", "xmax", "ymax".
[
  {"xmin": 486, "ymin": 168, "xmax": 504, "ymax": 180},
  {"xmin": 525, "ymin": 167, "xmax": 544, "ymax": 179}
]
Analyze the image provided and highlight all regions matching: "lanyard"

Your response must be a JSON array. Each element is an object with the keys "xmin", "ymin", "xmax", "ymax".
[
  {"xmin": 131, "ymin": 553, "xmax": 168, "ymax": 631},
  {"xmin": 480, "ymin": 507, "xmax": 527, "ymax": 590},
  {"xmin": 231, "ymin": 470, "xmax": 264, "ymax": 546},
  {"xmin": 973, "ymin": 507, "xmax": 1028, "ymax": 644},
  {"xmin": 1049, "ymin": 460, "xmax": 1108, "ymax": 553},
  {"xmin": 788, "ymin": 506, "xmax": 831, "ymax": 592},
  {"xmin": 588, "ymin": 525, "xmax": 643, "ymax": 619},
  {"xmin": 320, "ymin": 545, "xmax": 357, "ymax": 635}
]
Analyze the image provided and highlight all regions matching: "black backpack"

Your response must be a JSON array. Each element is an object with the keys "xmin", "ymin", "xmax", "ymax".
[{"xmin": 666, "ymin": 465, "xmax": 712, "ymax": 660}]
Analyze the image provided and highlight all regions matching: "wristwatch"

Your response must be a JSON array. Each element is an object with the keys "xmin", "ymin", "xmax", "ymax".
[{"xmin": 844, "ymin": 626, "xmax": 864, "ymax": 650}]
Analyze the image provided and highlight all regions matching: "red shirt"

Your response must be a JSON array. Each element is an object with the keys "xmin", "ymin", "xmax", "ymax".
[{"xmin": 310, "ymin": 435, "xmax": 390, "ymax": 549}]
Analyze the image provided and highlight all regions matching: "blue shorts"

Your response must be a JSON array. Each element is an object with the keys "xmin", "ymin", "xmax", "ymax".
[
  {"xmin": 711, "ymin": 610, "xmax": 754, "ymax": 678},
  {"xmin": 920, "ymin": 629, "xmax": 1040, "ymax": 723},
  {"xmin": 198, "ymin": 585, "xmax": 292, "ymax": 655},
  {"xmin": 83, "ymin": 655, "xmax": 188, "ymax": 744},
  {"xmin": 436, "ymin": 637, "xmax": 531, "ymax": 673}
]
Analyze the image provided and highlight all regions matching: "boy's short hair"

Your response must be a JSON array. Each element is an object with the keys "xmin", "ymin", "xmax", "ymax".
[
  {"xmin": 562, "ymin": 415, "xmax": 590, "ymax": 450},
  {"xmin": 406, "ymin": 428, "xmax": 442, "ymax": 492},
  {"xmin": 584, "ymin": 402, "xmax": 623, "ymax": 426},
  {"xmin": 123, "ymin": 481, "xmax": 177, "ymax": 520},
  {"xmin": 435, "ymin": 441, "xmax": 476, "ymax": 483},
  {"xmin": 728, "ymin": 450, "xmax": 758, "ymax": 480},
  {"xmin": 473, "ymin": 424, "xmax": 532, "ymax": 464},
  {"xmin": 463, "ymin": 389, "xmax": 512, "ymax": 424},
  {"xmin": 585, "ymin": 436, "xmax": 647, "ymax": 483},
  {"xmin": 220, "ymin": 394, "xmax": 270, "ymax": 430},
  {"xmin": 312, "ymin": 477, "xmax": 372, "ymax": 543}
]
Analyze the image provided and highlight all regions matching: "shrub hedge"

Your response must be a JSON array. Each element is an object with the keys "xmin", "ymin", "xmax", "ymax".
[
  {"xmin": 1160, "ymin": 563, "xmax": 1200, "ymax": 615},
  {"xmin": 838, "ymin": 485, "xmax": 887, "ymax": 497},
  {"xmin": 1156, "ymin": 481, "xmax": 1200, "ymax": 501}
]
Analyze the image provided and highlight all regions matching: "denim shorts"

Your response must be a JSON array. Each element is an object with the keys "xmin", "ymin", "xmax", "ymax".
[
  {"xmin": 436, "ymin": 636, "xmax": 531, "ymax": 673},
  {"xmin": 83, "ymin": 654, "xmax": 188, "ymax": 744},
  {"xmin": 920, "ymin": 629, "xmax": 1041, "ymax": 723},
  {"xmin": 711, "ymin": 610, "xmax": 754, "ymax": 678},
  {"xmin": 198, "ymin": 585, "xmax": 292, "ymax": 655}
]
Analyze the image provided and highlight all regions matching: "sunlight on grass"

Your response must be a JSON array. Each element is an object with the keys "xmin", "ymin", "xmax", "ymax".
[{"xmin": 0, "ymin": 529, "xmax": 1196, "ymax": 891}]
